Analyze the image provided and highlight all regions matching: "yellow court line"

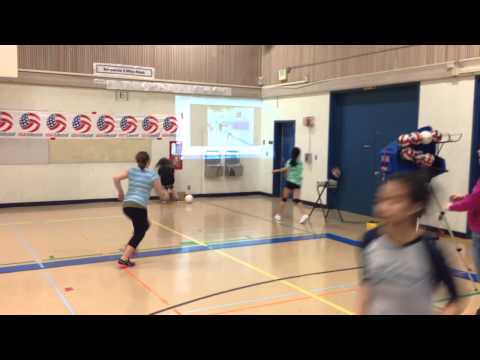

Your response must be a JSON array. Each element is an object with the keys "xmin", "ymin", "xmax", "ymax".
[
  {"xmin": 0, "ymin": 215, "xmax": 124, "ymax": 227},
  {"xmin": 47, "ymin": 215, "xmax": 123, "ymax": 223},
  {"xmin": 0, "ymin": 221, "xmax": 33, "ymax": 227},
  {"xmin": 151, "ymin": 220, "xmax": 355, "ymax": 315},
  {"xmin": 0, "ymin": 216, "xmax": 124, "ymax": 226}
]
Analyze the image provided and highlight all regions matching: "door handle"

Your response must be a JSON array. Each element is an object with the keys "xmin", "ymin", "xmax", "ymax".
[
  {"xmin": 363, "ymin": 144, "xmax": 372, "ymax": 149},
  {"xmin": 374, "ymin": 171, "xmax": 380, "ymax": 176}
]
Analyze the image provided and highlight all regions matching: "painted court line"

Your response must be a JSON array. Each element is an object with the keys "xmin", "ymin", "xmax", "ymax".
[
  {"xmin": 186, "ymin": 284, "xmax": 480, "ymax": 315},
  {"xmin": 0, "ymin": 233, "xmax": 324, "ymax": 274},
  {"xmin": 205, "ymin": 200, "xmax": 311, "ymax": 234},
  {"xmin": 1, "ymin": 230, "xmax": 479, "ymax": 286},
  {"xmin": 13, "ymin": 226, "xmax": 76, "ymax": 315},
  {"xmin": 0, "ymin": 221, "xmax": 33, "ymax": 227},
  {"xmin": 124, "ymin": 268, "xmax": 181, "ymax": 315},
  {"xmin": 0, "ymin": 232, "xmax": 309, "ymax": 268},
  {"xmin": 0, "ymin": 216, "xmax": 122, "ymax": 227},
  {"xmin": 47, "ymin": 215, "xmax": 123, "ymax": 223},
  {"xmin": 211, "ymin": 286, "xmax": 359, "ymax": 315},
  {"xmin": 326, "ymin": 233, "xmax": 480, "ymax": 283},
  {"xmin": 150, "ymin": 220, "xmax": 356, "ymax": 315},
  {"xmin": 183, "ymin": 282, "xmax": 358, "ymax": 314}
]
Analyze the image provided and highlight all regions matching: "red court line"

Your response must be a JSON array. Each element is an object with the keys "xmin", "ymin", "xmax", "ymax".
[
  {"xmin": 210, "ymin": 287, "xmax": 359, "ymax": 315},
  {"xmin": 124, "ymin": 268, "xmax": 181, "ymax": 315}
]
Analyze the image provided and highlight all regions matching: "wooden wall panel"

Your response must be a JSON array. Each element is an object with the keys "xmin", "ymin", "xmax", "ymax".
[
  {"xmin": 261, "ymin": 45, "xmax": 480, "ymax": 85},
  {"xmin": 18, "ymin": 45, "xmax": 262, "ymax": 86}
]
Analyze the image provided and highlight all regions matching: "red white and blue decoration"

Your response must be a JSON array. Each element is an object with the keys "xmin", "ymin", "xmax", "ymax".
[
  {"xmin": 0, "ymin": 110, "xmax": 179, "ymax": 139},
  {"xmin": 72, "ymin": 114, "xmax": 92, "ymax": 134},
  {"xmin": 47, "ymin": 113, "xmax": 67, "ymax": 133},
  {"xmin": 120, "ymin": 115, "xmax": 137, "ymax": 134},
  {"xmin": 379, "ymin": 126, "xmax": 462, "ymax": 180},
  {"xmin": 0, "ymin": 111, "xmax": 14, "ymax": 133},
  {"xmin": 162, "ymin": 116, "xmax": 178, "ymax": 134},
  {"xmin": 142, "ymin": 116, "xmax": 159, "ymax": 134},
  {"xmin": 97, "ymin": 115, "xmax": 116, "ymax": 134},
  {"xmin": 20, "ymin": 112, "xmax": 41, "ymax": 132}
]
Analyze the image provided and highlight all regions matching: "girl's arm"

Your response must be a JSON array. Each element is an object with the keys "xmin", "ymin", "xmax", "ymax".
[
  {"xmin": 357, "ymin": 285, "xmax": 371, "ymax": 315},
  {"xmin": 448, "ymin": 186, "xmax": 480, "ymax": 212},
  {"xmin": 272, "ymin": 167, "xmax": 288, "ymax": 174},
  {"xmin": 113, "ymin": 171, "xmax": 128, "ymax": 201}
]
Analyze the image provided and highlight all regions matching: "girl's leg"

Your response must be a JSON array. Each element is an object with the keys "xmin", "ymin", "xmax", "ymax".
[
  {"xmin": 120, "ymin": 207, "xmax": 150, "ymax": 265},
  {"xmin": 292, "ymin": 188, "xmax": 306, "ymax": 215},
  {"xmin": 293, "ymin": 188, "xmax": 309, "ymax": 224},
  {"xmin": 275, "ymin": 187, "xmax": 291, "ymax": 220},
  {"xmin": 171, "ymin": 187, "xmax": 178, "ymax": 201},
  {"xmin": 161, "ymin": 187, "xmax": 169, "ymax": 202}
]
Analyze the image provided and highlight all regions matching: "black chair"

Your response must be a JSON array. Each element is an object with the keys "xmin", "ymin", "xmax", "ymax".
[{"xmin": 309, "ymin": 167, "xmax": 345, "ymax": 222}]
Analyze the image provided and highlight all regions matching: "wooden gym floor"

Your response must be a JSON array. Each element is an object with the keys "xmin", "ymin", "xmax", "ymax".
[{"xmin": 0, "ymin": 195, "xmax": 479, "ymax": 315}]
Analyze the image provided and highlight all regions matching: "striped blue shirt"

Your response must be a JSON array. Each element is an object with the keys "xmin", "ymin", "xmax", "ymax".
[{"xmin": 124, "ymin": 167, "xmax": 159, "ymax": 208}]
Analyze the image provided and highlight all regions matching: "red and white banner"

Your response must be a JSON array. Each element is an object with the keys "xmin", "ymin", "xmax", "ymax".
[{"xmin": 0, "ymin": 110, "xmax": 179, "ymax": 139}]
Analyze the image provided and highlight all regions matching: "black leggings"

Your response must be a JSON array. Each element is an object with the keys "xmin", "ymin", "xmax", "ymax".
[{"xmin": 123, "ymin": 207, "xmax": 150, "ymax": 249}]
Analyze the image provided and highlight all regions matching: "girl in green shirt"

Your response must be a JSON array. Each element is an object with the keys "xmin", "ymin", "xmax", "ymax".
[{"xmin": 273, "ymin": 147, "xmax": 309, "ymax": 224}]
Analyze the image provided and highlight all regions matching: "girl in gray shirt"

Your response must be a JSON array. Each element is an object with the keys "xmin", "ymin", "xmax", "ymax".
[{"xmin": 358, "ymin": 171, "xmax": 462, "ymax": 315}]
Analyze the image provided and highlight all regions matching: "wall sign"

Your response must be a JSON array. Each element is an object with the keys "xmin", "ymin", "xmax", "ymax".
[{"xmin": 93, "ymin": 63, "xmax": 155, "ymax": 80}]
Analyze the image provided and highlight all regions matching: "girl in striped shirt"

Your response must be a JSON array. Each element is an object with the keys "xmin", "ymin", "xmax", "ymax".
[{"xmin": 113, "ymin": 151, "xmax": 163, "ymax": 268}]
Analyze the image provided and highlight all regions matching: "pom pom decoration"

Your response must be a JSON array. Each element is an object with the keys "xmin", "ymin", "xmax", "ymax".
[
  {"xmin": 400, "ymin": 147, "xmax": 416, "ymax": 161},
  {"xmin": 398, "ymin": 134, "xmax": 411, "ymax": 147},
  {"xmin": 415, "ymin": 153, "xmax": 435, "ymax": 167},
  {"xmin": 432, "ymin": 130, "xmax": 442, "ymax": 143},
  {"xmin": 409, "ymin": 132, "xmax": 422, "ymax": 145}
]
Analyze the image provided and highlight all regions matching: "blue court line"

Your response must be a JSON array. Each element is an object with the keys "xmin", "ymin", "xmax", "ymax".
[
  {"xmin": 1, "ymin": 231, "xmax": 479, "ymax": 284},
  {"xmin": 0, "ymin": 233, "xmax": 325, "ymax": 275},
  {"xmin": 324, "ymin": 233, "xmax": 480, "ymax": 283}
]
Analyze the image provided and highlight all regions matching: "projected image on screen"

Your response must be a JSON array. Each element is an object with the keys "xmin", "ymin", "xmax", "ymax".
[
  {"xmin": 175, "ymin": 95, "xmax": 263, "ymax": 158},
  {"xmin": 207, "ymin": 107, "xmax": 255, "ymax": 147}
]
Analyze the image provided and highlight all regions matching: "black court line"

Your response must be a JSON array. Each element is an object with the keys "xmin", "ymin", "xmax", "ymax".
[
  {"xmin": 203, "ymin": 198, "xmax": 314, "ymax": 234},
  {"xmin": 149, "ymin": 266, "xmax": 362, "ymax": 315}
]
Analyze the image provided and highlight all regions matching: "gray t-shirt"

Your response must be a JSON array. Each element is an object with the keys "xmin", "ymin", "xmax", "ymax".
[{"xmin": 360, "ymin": 228, "xmax": 458, "ymax": 315}]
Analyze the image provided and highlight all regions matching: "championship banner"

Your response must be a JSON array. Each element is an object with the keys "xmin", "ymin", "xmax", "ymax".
[{"xmin": 0, "ymin": 111, "xmax": 179, "ymax": 139}]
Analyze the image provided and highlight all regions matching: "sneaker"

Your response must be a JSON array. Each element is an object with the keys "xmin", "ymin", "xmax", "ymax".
[
  {"xmin": 118, "ymin": 258, "xmax": 136, "ymax": 268},
  {"xmin": 274, "ymin": 214, "xmax": 282, "ymax": 222},
  {"xmin": 299, "ymin": 214, "xmax": 309, "ymax": 224}
]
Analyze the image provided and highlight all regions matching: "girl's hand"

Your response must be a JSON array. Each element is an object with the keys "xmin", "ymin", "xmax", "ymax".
[
  {"xmin": 449, "ymin": 194, "xmax": 463, "ymax": 202},
  {"xmin": 118, "ymin": 191, "xmax": 125, "ymax": 201}
]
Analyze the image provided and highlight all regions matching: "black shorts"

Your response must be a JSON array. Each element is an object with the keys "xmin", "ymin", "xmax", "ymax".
[{"xmin": 285, "ymin": 181, "xmax": 301, "ymax": 190}]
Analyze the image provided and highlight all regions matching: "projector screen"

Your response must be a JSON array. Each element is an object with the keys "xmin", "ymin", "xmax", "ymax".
[{"xmin": 175, "ymin": 96, "xmax": 263, "ymax": 158}]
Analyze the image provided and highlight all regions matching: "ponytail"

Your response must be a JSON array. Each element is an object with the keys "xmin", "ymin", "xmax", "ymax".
[{"xmin": 156, "ymin": 157, "xmax": 171, "ymax": 169}]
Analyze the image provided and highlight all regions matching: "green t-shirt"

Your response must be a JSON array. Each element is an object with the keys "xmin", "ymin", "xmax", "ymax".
[{"xmin": 285, "ymin": 159, "xmax": 303, "ymax": 186}]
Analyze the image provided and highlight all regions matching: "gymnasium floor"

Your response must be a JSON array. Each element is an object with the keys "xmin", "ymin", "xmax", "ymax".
[{"xmin": 1, "ymin": 195, "xmax": 479, "ymax": 315}]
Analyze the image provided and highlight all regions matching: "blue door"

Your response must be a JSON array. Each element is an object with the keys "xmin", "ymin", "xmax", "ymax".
[
  {"xmin": 273, "ymin": 121, "xmax": 296, "ymax": 196},
  {"xmin": 329, "ymin": 84, "xmax": 420, "ymax": 216}
]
